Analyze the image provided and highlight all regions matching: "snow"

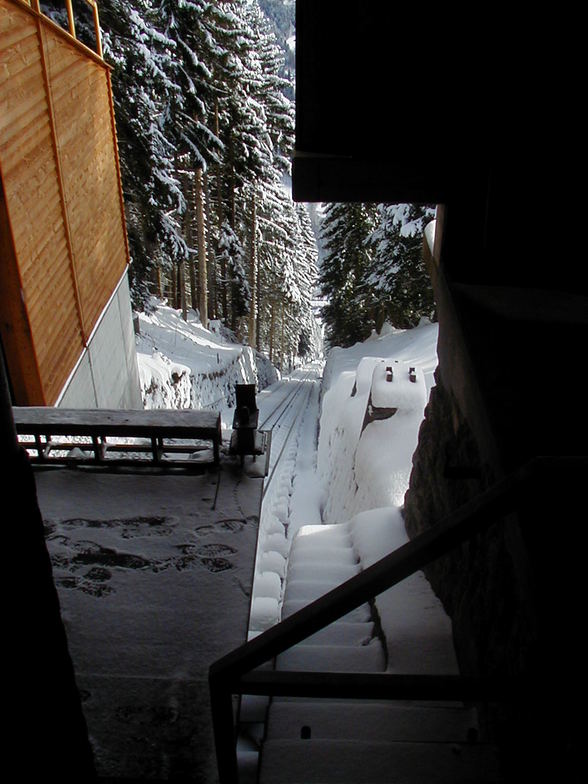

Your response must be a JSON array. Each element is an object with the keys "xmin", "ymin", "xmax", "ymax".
[
  {"xmin": 425, "ymin": 219, "xmax": 437, "ymax": 255},
  {"xmin": 133, "ymin": 306, "xmax": 451, "ymax": 669},
  {"xmin": 35, "ymin": 302, "xmax": 459, "ymax": 776},
  {"xmin": 256, "ymin": 317, "xmax": 457, "ymax": 675},
  {"xmin": 135, "ymin": 298, "xmax": 279, "ymax": 422},
  {"xmin": 318, "ymin": 320, "xmax": 438, "ymax": 520},
  {"xmin": 236, "ymin": 315, "xmax": 456, "ymax": 686},
  {"xmin": 34, "ymin": 465, "xmax": 264, "ymax": 779},
  {"xmin": 348, "ymin": 507, "xmax": 457, "ymax": 673}
]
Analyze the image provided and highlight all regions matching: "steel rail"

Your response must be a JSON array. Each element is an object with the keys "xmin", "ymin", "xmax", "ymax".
[
  {"xmin": 258, "ymin": 368, "xmax": 315, "ymax": 431},
  {"xmin": 262, "ymin": 379, "xmax": 314, "ymax": 499}
]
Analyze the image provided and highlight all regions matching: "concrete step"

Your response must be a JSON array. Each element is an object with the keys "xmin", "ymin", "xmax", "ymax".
[
  {"xmin": 266, "ymin": 701, "xmax": 481, "ymax": 743},
  {"xmin": 240, "ymin": 694, "xmax": 271, "ymax": 723},
  {"xmin": 290, "ymin": 536, "xmax": 353, "ymax": 554},
  {"xmin": 292, "ymin": 525, "xmax": 353, "ymax": 548},
  {"xmin": 283, "ymin": 578, "xmax": 357, "ymax": 604},
  {"xmin": 286, "ymin": 561, "xmax": 360, "ymax": 583},
  {"xmin": 282, "ymin": 598, "xmax": 372, "ymax": 623},
  {"xmin": 275, "ymin": 641, "xmax": 385, "ymax": 672},
  {"xmin": 295, "ymin": 621, "xmax": 377, "ymax": 646},
  {"xmin": 293, "ymin": 524, "xmax": 352, "ymax": 542},
  {"xmin": 259, "ymin": 738, "xmax": 503, "ymax": 783},
  {"xmin": 287, "ymin": 545, "xmax": 359, "ymax": 566}
]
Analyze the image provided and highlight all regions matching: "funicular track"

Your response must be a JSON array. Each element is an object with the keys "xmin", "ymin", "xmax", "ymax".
[
  {"xmin": 258, "ymin": 368, "xmax": 315, "ymax": 432},
  {"xmin": 228, "ymin": 365, "xmax": 324, "ymax": 782},
  {"xmin": 259, "ymin": 369, "xmax": 315, "ymax": 501}
]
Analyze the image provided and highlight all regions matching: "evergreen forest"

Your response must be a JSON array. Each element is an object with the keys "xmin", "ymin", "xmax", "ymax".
[{"xmin": 43, "ymin": 0, "xmax": 435, "ymax": 358}]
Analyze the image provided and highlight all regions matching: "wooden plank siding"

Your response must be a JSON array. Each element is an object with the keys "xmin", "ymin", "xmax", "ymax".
[{"xmin": 0, "ymin": 0, "xmax": 129, "ymax": 405}]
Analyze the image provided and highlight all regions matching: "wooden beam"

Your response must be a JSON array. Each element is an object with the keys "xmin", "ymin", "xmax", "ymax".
[
  {"xmin": 9, "ymin": 0, "xmax": 107, "ymax": 64},
  {"xmin": 35, "ymin": 17, "xmax": 88, "ymax": 347},
  {"xmin": 106, "ymin": 67, "xmax": 130, "ymax": 264},
  {"xmin": 64, "ymin": 0, "xmax": 75, "ymax": 38},
  {"xmin": 0, "ymin": 177, "xmax": 46, "ymax": 404},
  {"xmin": 91, "ymin": 1, "xmax": 103, "ymax": 59}
]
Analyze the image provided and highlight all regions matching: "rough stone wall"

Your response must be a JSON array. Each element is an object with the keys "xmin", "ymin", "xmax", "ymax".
[{"xmin": 403, "ymin": 368, "xmax": 536, "ymax": 679}]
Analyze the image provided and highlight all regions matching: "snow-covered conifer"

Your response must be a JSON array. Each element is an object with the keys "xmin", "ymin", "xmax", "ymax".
[
  {"xmin": 318, "ymin": 203, "xmax": 378, "ymax": 348},
  {"xmin": 364, "ymin": 204, "xmax": 436, "ymax": 329}
]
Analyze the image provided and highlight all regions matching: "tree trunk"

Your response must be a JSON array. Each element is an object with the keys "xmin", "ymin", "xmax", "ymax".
[
  {"xmin": 179, "ymin": 261, "xmax": 187, "ymax": 321},
  {"xmin": 248, "ymin": 189, "xmax": 257, "ymax": 347},
  {"xmin": 255, "ymin": 256, "xmax": 262, "ymax": 353},
  {"xmin": 204, "ymin": 171, "xmax": 216, "ymax": 320},
  {"xmin": 171, "ymin": 264, "xmax": 178, "ymax": 310},
  {"xmin": 195, "ymin": 167, "xmax": 208, "ymax": 329},
  {"xmin": 269, "ymin": 300, "xmax": 275, "ymax": 362},
  {"xmin": 280, "ymin": 301, "xmax": 285, "ymax": 371},
  {"xmin": 154, "ymin": 265, "xmax": 163, "ymax": 299},
  {"xmin": 227, "ymin": 126, "xmax": 237, "ymax": 327},
  {"xmin": 183, "ymin": 174, "xmax": 197, "ymax": 311}
]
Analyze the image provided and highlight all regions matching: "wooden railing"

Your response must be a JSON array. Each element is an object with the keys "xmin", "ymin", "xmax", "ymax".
[
  {"xmin": 13, "ymin": 406, "xmax": 222, "ymax": 468},
  {"xmin": 25, "ymin": 0, "xmax": 103, "ymax": 57},
  {"xmin": 208, "ymin": 456, "xmax": 585, "ymax": 783}
]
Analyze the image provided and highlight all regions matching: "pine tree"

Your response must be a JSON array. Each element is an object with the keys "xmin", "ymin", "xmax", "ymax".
[
  {"xmin": 67, "ymin": 0, "xmax": 188, "ymax": 306},
  {"xmin": 45, "ymin": 0, "xmax": 319, "ymax": 351},
  {"xmin": 216, "ymin": 221, "xmax": 249, "ymax": 332},
  {"xmin": 318, "ymin": 203, "xmax": 377, "ymax": 348},
  {"xmin": 364, "ymin": 204, "xmax": 436, "ymax": 329}
]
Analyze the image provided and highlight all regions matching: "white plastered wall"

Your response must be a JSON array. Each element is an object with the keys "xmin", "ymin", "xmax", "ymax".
[{"xmin": 57, "ymin": 273, "xmax": 142, "ymax": 409}]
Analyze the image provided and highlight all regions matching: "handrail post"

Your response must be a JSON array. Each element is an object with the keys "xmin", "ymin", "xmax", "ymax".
[
  {"xmin": 64, "ymin": 0, "xmax": 76, "ymax": 38},
  {"xmin": 209, "ymin": 676, "xmax": 239, "ymax": 784},
  {"xmin": 90, "ymin": 1, "xmax": 103, "ymax": 58}
]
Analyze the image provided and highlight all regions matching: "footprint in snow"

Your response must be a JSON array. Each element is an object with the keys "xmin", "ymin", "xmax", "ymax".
[
  {"xmin": 199, "ymin": 557, "xmax": 235, "ymax": 573},
  {"xmin": 177, "ymin": 542, "xmax": 238, "ymax": 572},
  {"xmin": 194, "ymin": 518, "xmax": 246, "ymax": 536}
]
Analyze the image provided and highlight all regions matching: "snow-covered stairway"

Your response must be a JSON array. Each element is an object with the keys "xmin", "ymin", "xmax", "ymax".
[
  {"xmin": 277, "ymin": 523, "xmax": 386, "ymax": 673},
  {"xmin": 260, "ymin": 698, "xmax": 502, "ymax": 783},
  {"xmin": 257, "ymin": 520, "xmax": 504, "ymax": 784}
]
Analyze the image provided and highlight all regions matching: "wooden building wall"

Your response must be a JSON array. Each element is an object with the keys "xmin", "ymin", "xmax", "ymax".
[{"xmin": 0, "ymin": 0, "xmax": 129, "ymax": 405}]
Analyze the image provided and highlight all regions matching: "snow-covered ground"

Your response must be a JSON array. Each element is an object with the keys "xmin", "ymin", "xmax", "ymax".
[
  {"xmin": 244, "ymin": 316, "xmax": 455, "ymax": 673},
  {"xmin": 36, "ymin": 305, "xmax": 459, "ymax": 778},
  {"xmin": 135, "ymin": 299, "xmax": 279, "ymax": 419},
  {"xmin": 135, "ymin": 306, "xmax": 451, "ymax": 669}
]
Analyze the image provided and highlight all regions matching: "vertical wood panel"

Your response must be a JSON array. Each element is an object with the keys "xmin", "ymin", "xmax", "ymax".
[
  {"xmin": 0, "ymin": 178, "xmax": 46, "ymax": 404},
  {"xmin": 1, "ymin": 0, "xmax": 130, "ymax": 405}
]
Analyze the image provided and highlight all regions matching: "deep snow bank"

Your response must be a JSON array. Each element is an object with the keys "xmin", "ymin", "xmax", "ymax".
[
  {"xmin": 318, "ymin": 320, "xmax": 438, "ymax": 521},
  {"xmin": 135, "ymin": 300, "xmax": 279, "ymax": 416},
  {"xmin": 349, "ymin": 506, "xmax": 457, "ymax": 672},
  {"xmin": 302, "ymin": 320, "xmax": 456, "ymax": 672}
]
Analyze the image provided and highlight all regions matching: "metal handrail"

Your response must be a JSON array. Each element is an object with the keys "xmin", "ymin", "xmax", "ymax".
[
  {"xmin": 208, "ymin": 456, "xmax": 584, "ymax": 783},
  {"xmin": 237, "ymin": 670, "xmax": 527, "ymax": 702}
]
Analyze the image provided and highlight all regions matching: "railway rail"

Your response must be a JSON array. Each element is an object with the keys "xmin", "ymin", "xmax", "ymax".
[{"xmin": 258, "ymin": 368, "xmax": 317, "ymax": 499}]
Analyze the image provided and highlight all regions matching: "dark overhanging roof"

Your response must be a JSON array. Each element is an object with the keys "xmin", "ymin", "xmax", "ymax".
[{"xmin": 292, "ymin": 1, "xmax": 545, "ymax": 206}]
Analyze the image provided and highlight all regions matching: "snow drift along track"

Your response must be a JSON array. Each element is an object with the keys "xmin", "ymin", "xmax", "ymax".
[{"xmin": 247, "ymin": 364, "xmax": 323, "ymax": 636}]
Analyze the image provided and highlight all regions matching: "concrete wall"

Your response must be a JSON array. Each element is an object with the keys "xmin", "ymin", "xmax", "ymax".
[{"xmin": 57, "ymin": 274, "xmax": 142, "ymax": 409}]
